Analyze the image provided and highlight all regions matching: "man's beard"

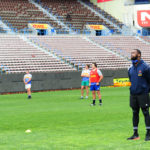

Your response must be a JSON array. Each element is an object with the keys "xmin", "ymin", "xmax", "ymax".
[{"xmin": 131, "ymin": 55, "xmax": 138, "ymax": 60}]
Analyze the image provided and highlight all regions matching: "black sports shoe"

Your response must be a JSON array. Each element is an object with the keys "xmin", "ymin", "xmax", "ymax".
[
  {"xmin": 127, "ymin": 134, "xmax": 140, "ymax": 140},
  {"xmin": 28, "ymin": 96, "xmax": 32, "ymax": 99},
  {"xmin": 145, "ymin": 132, "xmax": 150, "ymax": 141},
  {"xmin": 99, "ymin": 100, "xmax": 102, "ymax": 106}
]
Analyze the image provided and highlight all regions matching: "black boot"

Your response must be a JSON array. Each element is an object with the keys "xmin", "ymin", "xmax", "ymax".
[
  {"xmin": 91, "ymin": 100, "xmax": 96, "ymax": 106},
  {"xmin": 28, "ymin": 95, "xmax": 32, "ymax": 99},
  {"xmin": 127, "ymin": 132, "xmax": 140, "ymax": 140}
]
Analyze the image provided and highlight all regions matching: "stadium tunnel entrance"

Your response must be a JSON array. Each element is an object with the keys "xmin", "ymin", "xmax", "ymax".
[
  {"xmin": 37, "ymin": 29, "xmax": 47, "ymax": 35},
  {"xmin": 142, "ymin": 28, "xmax": 150, "ymax": 36}
]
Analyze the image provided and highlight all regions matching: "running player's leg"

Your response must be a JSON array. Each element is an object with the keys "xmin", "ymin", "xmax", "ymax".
[
  {"xmin": 27, "ymin": 88, "xmax": 31, "ymax": 99},
  {"xmin": 85, "ymin": 86, "xmax": 89, "ymax": 99},
  {"xmin": 95, "ymin": 84, "xmax": 102, "ymax": 105},
  {"xmin": 97, "ymin": 91, "xmax": 101, "ymax": 99},
  {"xmin": 97, "ymin": 90, "xmax": 102, "ymax": 105},
  {"xmin": 90, "ymin": 84, "xmax": 96, "ymax": 106},
  {"xmin": 91, "ymin": 90, "xmax": 96, "ymax": 105},
  {"xmin": 81, "ymin": 86, "xmax": 84, "ymax": 99}
]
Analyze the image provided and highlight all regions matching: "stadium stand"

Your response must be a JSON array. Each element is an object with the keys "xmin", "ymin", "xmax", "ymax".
[
  {"xmin": 36, "ymin": 0, "xmax": 120, "ymax": 33},
  {"xmin": 28, "ymin": 35, "xmax": 131, "ymax": 69},
  {"xmin": 89, "ymin": 36, "xmax": 150, "ymax": 64},
  {"xmin": 0, "ymin": 0, "xmax": 63, "ymax": 33},
  {"xmin": 0, "ymin": 34, "xmax": 76, "ymax": 73},
  {"xmin": 81, "ymin": 0, "xmax": 124, "ymax": 29},
  {"xmin": 0, "ymin": 0, "xmax": 148, "ymax": 74}
]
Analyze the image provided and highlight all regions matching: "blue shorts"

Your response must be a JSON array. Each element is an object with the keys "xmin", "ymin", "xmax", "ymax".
[{"xmin": 90, "ymin": 83, "xmax": 101, "ymax": 91}]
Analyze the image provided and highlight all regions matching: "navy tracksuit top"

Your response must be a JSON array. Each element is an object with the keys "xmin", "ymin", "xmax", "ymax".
[{"xmin": 128, "ymin": 60, "xmax": 150, "ymax": 95}]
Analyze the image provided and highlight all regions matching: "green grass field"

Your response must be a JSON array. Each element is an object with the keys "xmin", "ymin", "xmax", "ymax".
[{"xmin": 0, "ymin": 87, "xmax": 150, "ymax": 150}]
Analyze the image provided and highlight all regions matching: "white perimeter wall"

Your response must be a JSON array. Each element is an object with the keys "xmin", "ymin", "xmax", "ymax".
[
  {"xmin": 90, "ymin": 0, "xmax": 127, "ymax": 22},
  {"xmin": 90, "ymin": 0, "xmax": 150, "ymax": 29},
  {"xmin": 125, "ymin": 4, "xmax": 150, "ymax": 29}
]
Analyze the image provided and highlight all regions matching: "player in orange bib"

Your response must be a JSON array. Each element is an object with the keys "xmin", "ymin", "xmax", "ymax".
[{"xmin": 89, "ymin": 63, "xmax": 103, "ymax": 106}]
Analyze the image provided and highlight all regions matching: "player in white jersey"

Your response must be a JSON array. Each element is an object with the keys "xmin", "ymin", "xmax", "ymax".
[
  {"xmin": 81, "ymin": 64, "xmax": 90, "ymax": 99},
  {"xmin": 23, "ymin": 70, "xmax": 32, "ymax": 99}
]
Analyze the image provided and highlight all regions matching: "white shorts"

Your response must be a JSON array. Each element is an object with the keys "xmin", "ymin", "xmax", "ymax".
[{"xmin": 25, "ymin": 84, "xmax": 31, "ymax": 90}]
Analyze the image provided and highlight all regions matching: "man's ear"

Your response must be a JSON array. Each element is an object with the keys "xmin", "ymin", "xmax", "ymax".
[{"xmin": 138, "ymin": 54, "xmax": 141, "ymax": 58}]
